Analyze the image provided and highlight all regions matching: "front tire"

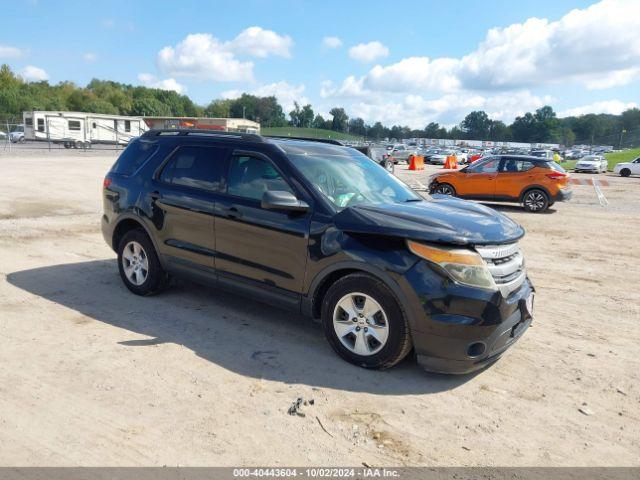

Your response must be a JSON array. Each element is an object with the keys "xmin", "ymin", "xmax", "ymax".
[
  {"xmin": 117, "ymin": 229, "xmax": 167, "ymax": 295},
  {"xmin": 321, "ymin": 273, "xmax": 412, "ymax": 369},
  {"xmin": 522, "ymin": 189, "xmax": 549, "ymax": 213},
  {"xmin": 620, "ymin": 168, "xmax": 631, "ymax": 177},
  {"xmin": 433, "ymin": 183, "xmax": 456, "ymax": 196}
]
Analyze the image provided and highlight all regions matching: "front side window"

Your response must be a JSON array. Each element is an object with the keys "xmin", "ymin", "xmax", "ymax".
[
  {"xmin": 468, "ymin": 158, "xmax": 499, "ymax": 173},
  {"xmin": 68, "ymin": 120, "xmax": 81, "ymax": 131},
  {"xmin": 160, "ymin": 145, "xmax": 227, "ymax": 191},
  {"xmin": 286, "ymin": 148, "xmax": 420, "ymax": 210},
  {"xmin": 227, "ymin": 155, "xmax": 293, "ymax": 201}
]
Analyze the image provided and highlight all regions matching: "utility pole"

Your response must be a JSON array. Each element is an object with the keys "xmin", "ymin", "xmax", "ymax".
[{"xmin": 619, "ymin": 129, "xmax": 626, "ymax": 149}]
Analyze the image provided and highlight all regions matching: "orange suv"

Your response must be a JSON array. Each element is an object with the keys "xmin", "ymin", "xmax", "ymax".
[{"xmin": 428, "ymin": 155, "xmax": 572, "ymax": 212}]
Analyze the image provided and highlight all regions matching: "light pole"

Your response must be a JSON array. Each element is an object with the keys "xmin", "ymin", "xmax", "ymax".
[{"xmin": 619, "ymin": 129, "xmax": 626, "ymax": 149}]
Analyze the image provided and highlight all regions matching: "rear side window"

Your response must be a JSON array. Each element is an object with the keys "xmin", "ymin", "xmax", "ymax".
[
  {"xmin": 111, "ymin": 138, "xmax": 159, "ymax": 176},
  {"xmin": 160, "ymin": 145, "xmax": 228, "ymax": 191},
  {"xmin": 502, "ymin": 159, "xmax": 535, "ymax": 172}
]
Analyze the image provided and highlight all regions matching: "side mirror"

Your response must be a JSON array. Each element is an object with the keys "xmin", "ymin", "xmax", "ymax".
[{"xmin": 261, "ymin": 190, "xmax": 309, "ymax": 212}]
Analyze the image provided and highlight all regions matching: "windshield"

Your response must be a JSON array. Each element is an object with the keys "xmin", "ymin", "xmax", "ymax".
[{"xmin": 287, "ymin": 149, "xmax": 421, "ymax": 210}]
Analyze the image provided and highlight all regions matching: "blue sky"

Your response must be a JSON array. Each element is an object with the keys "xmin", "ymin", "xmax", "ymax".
[{"xmin": 2, "ymin": 0, "xmax": 639, "ymax": 127}]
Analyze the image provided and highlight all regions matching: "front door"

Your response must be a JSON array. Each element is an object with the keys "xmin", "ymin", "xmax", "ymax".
[
  {"xmin": 151, "ymin": 144, "xmax": 229, "ymax": 275},
  {"xmin": 214, "ymin": 152, "xmax": 311, "ymax": 296},
  {"xmin": 455, "ymin": 157, "xmax": 500, "ymax": 198}
]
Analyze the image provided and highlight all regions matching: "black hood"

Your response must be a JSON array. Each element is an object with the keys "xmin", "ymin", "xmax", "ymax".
[{"xmin": 333, "ymin": 197, "xmax": 524, "ymax": 246}]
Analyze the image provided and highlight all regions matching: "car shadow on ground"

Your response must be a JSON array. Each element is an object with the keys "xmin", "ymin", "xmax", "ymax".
[
  {"xmin": 7, "ymin": 259, "xmax": 480, "ymax": 395},
  {"xmin": 479, "ymin": 202, "xmax": 558, "ymax": 214}
]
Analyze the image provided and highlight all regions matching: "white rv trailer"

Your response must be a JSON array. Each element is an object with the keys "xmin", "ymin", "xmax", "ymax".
[{"xmin": 23, "ymin": 111, "xmax": 146, "ymax": 147}]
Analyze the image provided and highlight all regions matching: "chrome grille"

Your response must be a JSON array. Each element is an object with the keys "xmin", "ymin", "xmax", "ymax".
[{"xmin": 475, "ymin": 243, "xmax": 526, "ymax": 296}]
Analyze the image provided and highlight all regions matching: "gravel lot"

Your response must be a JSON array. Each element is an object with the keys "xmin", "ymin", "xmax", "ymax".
[{"xmin": 0, "ymin": 147, "xmax": 638, "ymax": 466}]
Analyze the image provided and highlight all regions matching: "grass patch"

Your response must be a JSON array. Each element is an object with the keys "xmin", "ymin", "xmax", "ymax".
[{"xmin": 261, "ymin": 127, "xmax": 363, "ymax": 142}]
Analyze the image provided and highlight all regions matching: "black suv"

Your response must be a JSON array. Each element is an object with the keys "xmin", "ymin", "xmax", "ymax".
[{"xmin": 102, "ymin": 130, "xmax": 534, "ymax": 374}]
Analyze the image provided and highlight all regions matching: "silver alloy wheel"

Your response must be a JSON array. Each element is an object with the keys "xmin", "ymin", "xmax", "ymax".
[
  {"xmin": 435, "ymin": 184, "xmax": 454, "ymax": 195},
  {"xmin": 122, "ymin": 241, "xmax": 149, "ymax": 286},
  {"xmin": 386, "ymin": 161, "xmax": 394, "ymax": 172},
  {"xmin": 332, "ymin": 292, "xmax": 389, "ymax": 356},
  {"xmin": 524, "ymin": 191, "xmax": 546, "ymax": 211}
]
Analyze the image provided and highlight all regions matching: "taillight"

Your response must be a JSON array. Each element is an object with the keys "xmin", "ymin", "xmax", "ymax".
[
  {"xmin": 103, "ymin": 177, "xmax": 112, "ymax": 188},
  {"xmin": 546, "ymin": 172, "xmax": 567, "ymax": 180}
]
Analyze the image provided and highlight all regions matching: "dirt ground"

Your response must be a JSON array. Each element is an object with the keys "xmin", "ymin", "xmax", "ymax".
[{"xmin": 0, "ymin": 147, "xmax": 638, "ymax": 467}]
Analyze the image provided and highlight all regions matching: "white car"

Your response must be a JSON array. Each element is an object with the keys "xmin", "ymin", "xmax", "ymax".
[
  {"xmin": 574, "ymin": 155, "xmax": 608, "ymax": 173},
  {"xmin": 613, "ymin": 157, "xmax": 640, "ymax": 177}
]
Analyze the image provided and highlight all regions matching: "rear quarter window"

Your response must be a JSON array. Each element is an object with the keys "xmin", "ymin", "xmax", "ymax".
[
  {"xmin": 546, "ymin": 161, "xmax": 566, "ymax": 173},
  {"xmin": 110, "ymin": 138, "xmax": 159, "ymax": 176}
]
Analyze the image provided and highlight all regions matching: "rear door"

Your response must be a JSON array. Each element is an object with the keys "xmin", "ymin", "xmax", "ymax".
[
  {"xmin": 214, "ymin": 150, "xmax": 311, "ymax": 298},
  {"xmin": 495, "ymin": 157, "xmax": 537, "ymax": 201},
  {"xmin": 151, "ymin": 144, "xmax": 229, "ymax": 275},
  {"xmin": 455, "ymin": 157, "xmax": 500, "ymax": 198}
]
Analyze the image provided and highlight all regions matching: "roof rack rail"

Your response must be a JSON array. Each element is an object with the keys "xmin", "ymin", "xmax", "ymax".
[
  {"xmin": 264, "ymin": 135, "xmax": 344, "ymax": 146},
  {"xmin": 142, "ymin": 128, "xmax": 265, "ymax": 142}
]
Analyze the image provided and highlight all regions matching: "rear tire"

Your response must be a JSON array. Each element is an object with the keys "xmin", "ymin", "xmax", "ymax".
[
  {"xmin": 522, "ymin": 189, "xmax": 549, "ymax": 213},
  {"xmin": 321, "ymin": 273, "xmax": 412, "ymax": 369},
  {"xmin": 117, "ymin": 229, "xmax": 168, "ymax": 295},
  {"xmin": 620, "ymin": 168, "xmax": 631, "ymax": 177}
]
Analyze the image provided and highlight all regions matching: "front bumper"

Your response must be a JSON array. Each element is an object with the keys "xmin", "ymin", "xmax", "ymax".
[{"xmin": 402, "ymin": 261, "xmax": 534, "ymax": 374}]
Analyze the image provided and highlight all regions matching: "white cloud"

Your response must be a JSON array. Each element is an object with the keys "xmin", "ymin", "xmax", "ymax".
[
  {"xmin": 222, "ymin": 81, "xmax": 308, "ymax": 114},
  {"xmin": 585, "ymin": 68, "xmax": 640, "ymax": 90},
  {"xmin": 138, "ymin": 73, "xmax": 186, "ymax": 94},
  {"xmin": 339, "ymin": 90, "xmax": 552, "ymax": 129},
  {"xmin": 21, "ymin": 65, "xmax": 49, "ymax": 82},
  {"xmin": 158, "ymin": 33, "xmax": 254, "ymax": 82},
  {"xmin": 228, "ymin": 26, "xmax": 293, "ymax": 58},
  {"xmin": 348, "ymin": 41, "xmax": 389, "ymax": 63},
  {"xmin": 329, "ymin": 0, "xmax": 640, "ymax": 98},
  {"xmin": 364, "ymin": 57, "xmax": 461, "ymax": 93},
  {"xmin": 83, "ymin": 52, "xmax": 97, "ymax": 62},
  {"xmin": 0, "ymin": 44, "xmax": 23, "ymax": 59},
  {"xmin": 322, "ymin": 36, "xmax": 342, "ymax": 49},
  {"xmin": 157, "ymin": 27, "xmax": 293, "ymax": 82},
  {"xmin": 559, "ymin": 100, "xmax": 639, "ymax": 117}
]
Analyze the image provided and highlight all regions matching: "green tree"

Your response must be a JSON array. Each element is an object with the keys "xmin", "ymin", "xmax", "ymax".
[
  {"xmin": 204, "ymin": 99, "xmax": 232, "ymax": 118},
  {"xmin": 329, "ymin": 107, "xmax": 348, "ymax": 132},
  {"xmin": 460, "ymin": 111, "xmax": 491, "ymax": 139}
]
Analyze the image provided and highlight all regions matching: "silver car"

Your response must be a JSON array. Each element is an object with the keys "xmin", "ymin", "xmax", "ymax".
[{"xmin": 575, "ymin": 155, "xmax": 608, "ymax": 173}]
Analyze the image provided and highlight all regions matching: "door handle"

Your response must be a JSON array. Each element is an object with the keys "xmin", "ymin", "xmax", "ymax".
[{"xmin": 226, "ymin": 206, "xmax": 242, "ymax": 219}]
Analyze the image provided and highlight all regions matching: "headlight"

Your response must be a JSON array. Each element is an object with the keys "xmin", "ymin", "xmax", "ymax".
[{"xmin": 407, "ymin": 240, "xmax": 496, "ymax": 290}]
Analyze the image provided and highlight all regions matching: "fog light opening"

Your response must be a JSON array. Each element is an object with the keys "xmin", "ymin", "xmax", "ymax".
[{"xmin": 467, "ymin": 342, "xmax": 486, "ymax": 358}]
